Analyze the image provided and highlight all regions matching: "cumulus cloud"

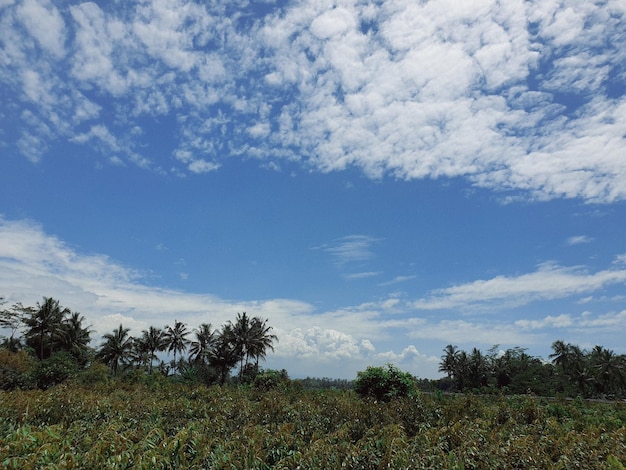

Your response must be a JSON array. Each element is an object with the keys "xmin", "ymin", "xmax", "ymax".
[{"xmin": 0, "ymin": 0, "xmax": 624, "ymax": 201}]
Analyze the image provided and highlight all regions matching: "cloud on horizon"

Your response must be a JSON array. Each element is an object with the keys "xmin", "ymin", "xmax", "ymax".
[{"xmin": 1, "ymin": 0, "xmax": 625, "ymax": 202}]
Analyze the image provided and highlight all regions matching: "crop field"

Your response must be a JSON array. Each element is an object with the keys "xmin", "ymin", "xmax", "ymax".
[{"xmin": 1, "ymin": 380, "xmax": 625, "ymax": 469}]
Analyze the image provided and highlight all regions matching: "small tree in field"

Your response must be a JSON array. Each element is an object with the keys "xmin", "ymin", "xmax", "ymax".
[{"xmin": 354, "ymin": 364, "xmax": 418, "ymax": 401}]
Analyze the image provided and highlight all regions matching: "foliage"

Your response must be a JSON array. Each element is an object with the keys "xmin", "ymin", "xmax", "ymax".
[
  {"xmin": 354, "ymin": 364, "xmax": 418, "ymax": 402},
  {"xmin": 253, "ymin": 369, "xmax": 289, "ymax": 391},
  {"xmin": 439, "ymin": 342, "xmax": 626, "ymax": 399},
  {"xmin": 0, "ymin": 382, "xmax": 625, "ymax": 469},
  {"xmin": 0, "ymin": 349, "xmax": 35, "ymax": 390},
  {"xmin": 30, "ymin": 352, "xmax": 79, "ymax": 390}
]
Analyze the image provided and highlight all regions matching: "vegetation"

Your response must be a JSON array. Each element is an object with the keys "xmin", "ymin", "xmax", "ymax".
[
  {"xmin": 438, "ymin": 343, "xmax": 626, "ymax": 399},
  {"xmin": 1, "ymin": 295, "xmax": 626, "ymax": 467},
  {"xmin": 0, "ymin": 379, "xmax": 625, "ymax": 468},
  {"xmin": 354, "ymin": 364, "xmax": 418, "ymax": 402},
  {"xmin": 0, "ymin": 296, "xmax": 278, "ymax": 390}
]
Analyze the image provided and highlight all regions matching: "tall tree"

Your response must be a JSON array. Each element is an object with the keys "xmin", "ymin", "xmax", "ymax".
[
  {"xmin": 248, "ymin": 316, "xmax": 277, "ymax": 370},
  {"xmin": 590, "ymin": 346, "xmax": 624, "ymax": 396},
  {"xmin": 23, "ymin": 297, "xmax": 69, "ymax": 359},
  {"xmin": 57, "ymin": 311, "xmax": 92, "ymax": 366},
  {"xmin": 188, "ymin": 323, "xmax": 215, "ymax": 365},
  {"xmin": 231, "ymin": 312, "xmax": 253, "ymax": 378},
  {"xmin": 96, "ymin": 324, "xmax": 133, "ymax": 375},
  {"xmin": 208, "ymin": 324, "xmax": 241, "ymax": 385},
  {"xmin": 139, "ymin": 326, "xmax": 167, "ymax": 374},
  {"xmin": 164, "ymin": 320, "xmax": 190, "ymax": 373},
  {"xmin": 439, "ymin": 344, "xmax": 459, "ymax": 379}
]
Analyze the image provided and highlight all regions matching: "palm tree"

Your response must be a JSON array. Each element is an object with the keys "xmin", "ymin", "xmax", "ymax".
[
  {"xmin": 468, "ymin": 347, "xmax": 488, "ymax": 389},
  {"xmin": 549, "ymin": 340, "xmax": 572, "ymax": 370},
  {"xmin": 590, "ymin": 346, "xmax": 624, "ymax": 396},
  {"xmin": 96, "ymin": 324, "xmax": 134, "ymax": 375},
  {"xmin": 248, "ymin": 316, "xmax": 277, "ymax": 370},
  {"xmin": 189, "ymin": 323, "xmax": 216, "ymax": 365},
  {"xmin": 439, "ymin": 344, "xmax": 459, "ymax": 379},
  {"xmin": 454, "ymin": 350, "xmax": 470, "ymax": 391},
  {"xmin": 208, "ymin": 324, "xmax": 241, "ymax": 385},
  {"xmin": 231, "ymin": 312, "xmax": 253, "ymax": 378},
  {"xmin": 23, "ymin": 297, "xmax": 69, "ymax": 359},
  {"xmin": 164, "ymin": 320, "xmax": 190, "ymax": 373},
  {"xmin": 139, "ymin": 326, "xmax": 167, "ymax": 374},
  {"xmin": 58, "ymin": 311, "xmax": 92, "ymax": 366}
]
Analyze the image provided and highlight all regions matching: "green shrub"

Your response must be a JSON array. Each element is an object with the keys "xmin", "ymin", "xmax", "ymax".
[
  {"xmin": 354, "ymin": 364, "xmax": 418, "ymax": 402},
  {"xmin": 254, "ymin": 369, "xmax": 289, "ymax": 391},
  {"xmin": 30, "ymin": 352, "xmax": 78, "ymax": 390},
  {"xmin": 0, "ymin": 349, "xmax": 35, "ymax": 390}
]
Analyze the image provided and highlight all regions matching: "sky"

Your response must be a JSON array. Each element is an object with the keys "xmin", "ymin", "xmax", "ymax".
[{"xmin": 1, "ymin": 0, "xmax": 625, "ymax": 379}]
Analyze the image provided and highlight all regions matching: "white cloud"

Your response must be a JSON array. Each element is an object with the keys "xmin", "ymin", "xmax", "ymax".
[
  {"xmin": 413, "ymin": 263, "xmax": 626, "ymax": 310},
  {"xmin": 16, "ymin": 0, "xmax": 66, "ymax": 58},
  {"xmin": 566, "ymin": 235, "xmax": 593, "ymax": 246},
  {"xmin": 2, "ymin": 0, "xmax": 625, "ymax": 201},
  {"xmin": 317, "ymin": 235, "xmax": 380, "ymax": 267},
  {"xmin": 379, "ymin": 275, "xmax": 416, "ymax": 287},
  {"xmin": 515, "ymin": 314, "xmax": 573, "ymax": 330}
]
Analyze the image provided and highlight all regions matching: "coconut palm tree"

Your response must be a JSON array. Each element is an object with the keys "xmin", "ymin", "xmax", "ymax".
[
  {"xmin": 164, "ymin": 320, "xmax": 190, "ymax": 373},
  {"xmin": 57, "ymin": 311, "xmax": 92, "ymax": 366},
  {"xmin": 139, "ymin": 326, "xmax": 167, "ymax": 374},
  {"xmin": 590, "ymin": 346, "xmax": 624, "ymax": 396},
  {"xmin": 439, "ymin": 344, "xmax": 459, "ymax": 379},
  {"xmin": 96, "ymin": 324, "xmax": 134, "ymax": 375},
  {"xmin": 231, "ymin": 312, "xmax": 253, "ymax": 378},
  {"xmin": 23, "ymin": 297, "xmax": 69, "ymax": 359},
  {"xmin": 208, "ymin": 324, "xmax": 241, "ymax": 385},
  {"xmin": 248, "ymin": 316, "xmax": 277, "ymax": 370},
  {"xmin": 188, "ymin": 323, "xmax": 216, "ymax": 365}
]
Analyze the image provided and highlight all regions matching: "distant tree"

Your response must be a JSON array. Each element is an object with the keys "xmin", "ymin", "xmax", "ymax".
[
  {"xmin": 97, "ymin": 324, "xmax": 134, "ymax": 375},
  {"xmin": 590, "ymin": 346, "xmax": 624, "ymax": 396},
  {"xmin": 164, "ymin": 320, "xmax": 190, "ymax": 373},
  {"xmin": 23, "ymin": 297, "xmax": 69, "ymax": 360},
  {"xmin": 139, "ymin": 326, "xmax": 167, "ymax": 374},
  {"xmin": 209, "ymin": 324, "xmax": 241, "ymax": 385},
  {"xmin": 439, "ymin": 344, "xmax": 459, "ymax": 379},
  {"xmin": 57, "ymin": 311, "xmax": 92, "ymax": 367},
  {"xmin": 0, "ymin": 301, "xmax": 27, "ymax": 352},
  {"xmin": 188, "ymin": 323, "xmax": 215, "ymax": 365},
  {"xmin": 249, "ymin": 316, "xmax": 278, "ymax": 370},
  {"xmin": 231, "ymin": 312, "xmax": 253, "ymax": 379}
]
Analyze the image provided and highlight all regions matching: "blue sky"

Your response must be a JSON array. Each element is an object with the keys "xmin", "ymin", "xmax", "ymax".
[{"xmin": 1, "ymin": 0, "xmax": 625, "ymax": 379}]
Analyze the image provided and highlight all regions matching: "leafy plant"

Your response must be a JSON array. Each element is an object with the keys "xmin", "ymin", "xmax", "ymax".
[{"xmin": 354, "ymin": 364, "xmax": 418, "ymax": 402}]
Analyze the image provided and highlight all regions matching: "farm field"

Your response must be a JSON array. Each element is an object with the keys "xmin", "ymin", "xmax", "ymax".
[{"xmin": 1, "ymin": 380, "xmax": 625, "ymax": 469}]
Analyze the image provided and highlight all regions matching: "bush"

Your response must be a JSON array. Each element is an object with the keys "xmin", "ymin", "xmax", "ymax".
[
  {"xmin": 254, "ymin": 369, "xmax": 289, "ymax": 391},
  {"xmin": 354, "ymin": 364, "xmax": 418, "ymax": 402},
  {"xmin": 0, "ymin": 349, "xmax": 35, "ymax": 390},
  {"xmin": 31, "ymin": 352, "xmax": 78, "ymax": 390}
]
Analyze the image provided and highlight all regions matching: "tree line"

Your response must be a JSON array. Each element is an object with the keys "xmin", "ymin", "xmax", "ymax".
[
  {"xmin": 438, "ymin": 342, "xmax": 626, "ymax": 399},
  {"xmin": 0, "ymin": 296, "xmax": 277, "ymax": 389}
]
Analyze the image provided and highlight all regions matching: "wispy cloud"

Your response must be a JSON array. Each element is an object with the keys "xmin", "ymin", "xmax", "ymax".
[
  {"xmin": 317, "ymin": 235, "xmax": 380, "ymax": 267},
  {"xmin": 412, "ymin": 263, "xmax": 626, "ymax": 311},
  {"xmin": 344, "ymin": 271, "xmax": 380, "ymax": 281},
  {"xmin": 379, "ymin": 275, "xmax": 416, "ymax": 287},
  {"xmin": 566, "ymin": 235, "xmax": 593, "ymax": 246},
  {"xmin": 0, "ymin": 1, "xmax": 624, "ymax": 201}
]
